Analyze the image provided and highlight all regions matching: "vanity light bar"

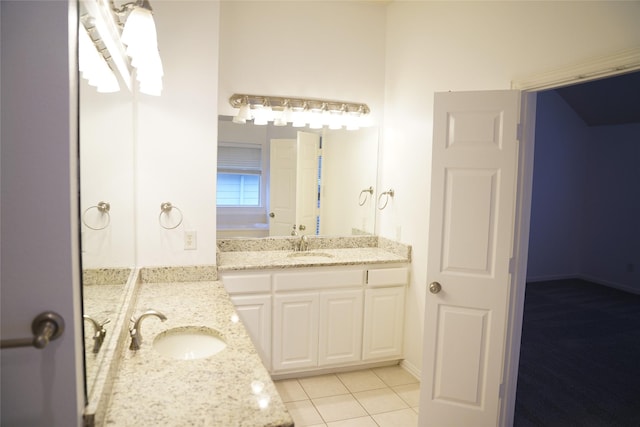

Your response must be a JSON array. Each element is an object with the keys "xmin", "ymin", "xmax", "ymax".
[{"xmin": 229, "ymin": 93, "xmax": 371, "ymax": 130}]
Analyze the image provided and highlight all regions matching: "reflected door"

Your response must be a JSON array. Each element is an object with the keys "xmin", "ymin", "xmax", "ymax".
[
  {"xmin": 295, "ymin": 132, "xmax": 320, "ymax": 235},
  {"xmin": 269, "ymin": 138, "xmax": 296, "ymax": 236},
  {"xmin": 420, "ymin": 90, "xmax": 520, "ymax": 426},
  {"xmin": 269, "ymin": 133, "xmax": 319, "ymax": 236}
]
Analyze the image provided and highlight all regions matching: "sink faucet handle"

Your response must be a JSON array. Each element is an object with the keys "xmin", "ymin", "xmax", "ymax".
[{"xmin": 129, "ymin": 309, "xmax": 167, "ymax": 350}]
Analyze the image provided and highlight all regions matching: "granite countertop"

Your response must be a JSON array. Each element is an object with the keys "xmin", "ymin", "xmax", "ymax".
[
  {"xmin": 104, "ymin": 280, "xmax": 293, "ymax": 427},
  {"xmin": 218, "ymin": 247, "xmax": 409, "ymax": 271}
]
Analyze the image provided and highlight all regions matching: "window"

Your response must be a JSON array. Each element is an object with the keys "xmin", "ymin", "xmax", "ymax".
[{"xmin": 217, "ymin": 143, "xmax": 263, "ymax": 207}]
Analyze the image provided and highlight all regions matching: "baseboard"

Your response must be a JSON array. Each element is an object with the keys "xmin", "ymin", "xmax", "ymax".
[
  {"xmin": 526, "ymin": 273, "xmax": 576, "ymax": 283},
  {"xmin": 399, "ymin": 359, "xmax": 421, "ymax": 381},
  {"xmin": 270, "ymin": 360, "xmax": 400, "ymax": 381},
  {"xmin": 578, "ymin": 274, "xmax": 640, "ymax": 296},
  {"xmin": 527, "ymin": 274, "xmax": 640, "ymax": 296}
]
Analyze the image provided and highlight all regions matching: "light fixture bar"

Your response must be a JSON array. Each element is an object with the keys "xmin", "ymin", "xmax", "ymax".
[
  {"xmin": 229, "ymin": 94, "xmax": 371, "ymax": 130},
  {"xmin": 82, "ymin": 0, "xmax": 132, "ymax": 91},
  {"xmin": 229, "ymin": 94, "xmax": 370, "ymax": 115}
]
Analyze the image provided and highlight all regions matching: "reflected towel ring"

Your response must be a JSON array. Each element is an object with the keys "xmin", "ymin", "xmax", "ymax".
[
  {"xmin": 82, "ymin": 201, "xmax": 111, "ymax": 230},
  {"xmin": 377, "ymin": 189, "xmax": 395, "ymax": 210},
  {"xmin": 358, "ymin": 186, "xmax": 374, "ymax": 206},
  {"xmin": 159, "ymin": 202, "xmax": 183, "ymax": 230}
]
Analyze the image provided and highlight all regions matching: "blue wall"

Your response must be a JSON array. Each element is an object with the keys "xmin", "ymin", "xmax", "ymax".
[{"xmin": 527, "ymin": 90, "xmax": 640, "ymax": 292}]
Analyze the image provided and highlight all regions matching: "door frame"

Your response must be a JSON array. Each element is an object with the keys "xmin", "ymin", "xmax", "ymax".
[{"xmin": 500, "ymin": 47, "xmax": 640, "ymax": 426}]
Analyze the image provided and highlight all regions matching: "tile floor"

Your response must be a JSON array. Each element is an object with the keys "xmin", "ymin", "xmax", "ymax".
[{"xmin": 274, "ymin": 365, "xmax": 420, "ymax": 427}]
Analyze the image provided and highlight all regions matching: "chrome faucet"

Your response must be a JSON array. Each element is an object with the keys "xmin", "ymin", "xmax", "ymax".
[
  {"xmin": 129, "ymin": 310, "xmax": 167, "ymax": 350},
  {"xmin": 83, "ymin": 315, "xmax": 110, "ymax": 353},
  {"xmin": 298, "ymin": 234, "xmax": 309, "ymax": 252}
]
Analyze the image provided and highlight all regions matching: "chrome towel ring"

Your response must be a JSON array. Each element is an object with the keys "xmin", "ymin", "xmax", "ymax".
[
  {"xmin": 359, "ymin": 186, "xmax": 374, "ymax": 206},
  {"xmin": 159, "ymin": 202, "xmax": 183, "ymax": 229},
  {"xmin": 82, "ymin": 201, "xmax": 111, "ymax": 230},
  {"xmin": 377, "ymin": 189, "xmax": 395, "ymax": 210}
]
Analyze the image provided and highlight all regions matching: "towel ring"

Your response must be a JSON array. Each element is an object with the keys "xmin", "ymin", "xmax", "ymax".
[
  {"xmin": 358, "ymin": 186, "xmax": 374, "ymax": 206},
  {"xmin": 159, "ymin": 202, "xmax": 183, "ymax": 230},
  {"xmin": 377, "ymin": 189, "xmax": 395, "ymax": 210},
  {"xmin": 82, "ymin": 201, "xmax": 111, "ymax": 230}
]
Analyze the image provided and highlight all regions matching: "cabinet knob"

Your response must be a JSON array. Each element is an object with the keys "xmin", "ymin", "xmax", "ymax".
[
  {"xmin": 269, "ymin": 212, "xmax": 275, "ymax": 218},
  {"xmin": 429, "ymin": 281, "xmax": 442, "ymax": 294}
]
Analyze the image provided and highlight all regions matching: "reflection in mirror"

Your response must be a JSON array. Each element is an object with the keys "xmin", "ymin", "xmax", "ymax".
[
  {"xmin": 79, "ymin": 76, "xmax": 135, "ymax": 399},
  {"xmin": 217, "ymin": 116, "xmax": 379, "ymax": 238}
]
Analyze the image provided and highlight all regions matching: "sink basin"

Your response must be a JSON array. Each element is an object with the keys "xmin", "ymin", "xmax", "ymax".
[
  {"xmin": 153, "ymin": 327, "xmax": 226, "ymax": 360},
  {"xmin": 287, "ymin": 251, "xmax": 334, "ymax": 259}
]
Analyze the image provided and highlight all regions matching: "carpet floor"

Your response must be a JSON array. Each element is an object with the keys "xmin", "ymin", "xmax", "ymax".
[{"xmin": 514, "ymin": 279, "xmax": 640, "ymax": 427}]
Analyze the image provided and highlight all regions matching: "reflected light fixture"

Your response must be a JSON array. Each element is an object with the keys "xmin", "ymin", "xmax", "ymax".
[
  {"xmin": 229, "ymin": 94, "xmax": 371, "ymax": 130},
  {"xmin": 79, "ymin": 0, "xmax": 163, "ymax": 96},
  {"xmin": 120, "ymin": 0, "xmax": 163, "ymax": 96},
  {"xmin": 79, "ymin": 22, "xmax": 120, "ymax": 93}
]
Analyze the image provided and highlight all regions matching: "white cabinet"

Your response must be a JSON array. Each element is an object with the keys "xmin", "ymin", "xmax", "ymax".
[
  {"xmin": 362, "ymin": 286, "xmax": 405, "ymax": 360},
  {"xmin": 319, "ymin": 289, "xmax": 363, "ymax": 366},
  {"xmin": 220, "ymin": 273, "xmax": 272, "ymax": 368},
  {"xmin": 272, "ymin": 292, "xmax": 319, "ymax": 371},
  {"xmin": 230, "ymin": 294, "xmax": 272, "ymax": 369},
  {"xmin": 362, "ymin": 267, "xmax": 407, "ymax": 361},
  {"xmin": 272, "ymin": 268, "xmax": 364, "ymax": 372},
  {"xmin": 222, "ymin": 263, "xmax": 407, "ymax": 376}
]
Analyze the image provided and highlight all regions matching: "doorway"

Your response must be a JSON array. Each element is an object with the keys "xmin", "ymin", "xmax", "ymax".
[{"xmin": 514, "ymin": 72, "xmax": 640, "ymax": 425}]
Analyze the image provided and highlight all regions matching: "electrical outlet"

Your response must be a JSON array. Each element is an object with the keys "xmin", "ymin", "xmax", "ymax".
[{"xmin": 184, "ymin": 230, "xmax": 197, "ymax": 250}]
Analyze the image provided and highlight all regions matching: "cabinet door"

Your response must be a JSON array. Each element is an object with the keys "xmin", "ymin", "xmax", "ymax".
[
  {"xmin": 318, "ymin": 289, "xmax": 364, "ymax": 366},
  {"xmin": 273, "ymin": 292, "xmax": 319, "ymax": 372},
  {"xmin": 362, "ymin": 286, "xmax": 405, "ymax": 361},
  {"xmin": 230, "ymin": 294, "xmax": 272, "ymax": 369}
]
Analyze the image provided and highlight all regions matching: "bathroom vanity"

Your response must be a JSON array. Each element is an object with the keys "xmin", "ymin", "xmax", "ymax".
[
  {"xmin": 85, "ymin": 236, "xmax": 410, "ymax": 426},
  {"xmin": 100, "ymin": 276, "xmax": 293, "ymax": 427},
  {"xmin": 217, "ymin": 236, "xmax": 411, "ymax": 378}
]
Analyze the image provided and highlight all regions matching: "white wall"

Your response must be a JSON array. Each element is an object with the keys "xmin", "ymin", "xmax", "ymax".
[
  {"xmin": 383, "ymin": 1, "xmax": 640, "ymax": 373},
  {"xmin": 321, "ymin": 127, "xmax": 379, "ymax": 235},
  {"xmin": 527, "ymin": 92, "xmax": 640, "ymax": 291},
  {"xmin": 135, "ymin": 1, "xmax": 220, "ymax": 267},
  {"xmin": 80, "ymin": 81, "xmax": 135, "ymax": 268},
  {"xmin": 582, "ymin": 123, "xmax": 640, "ymax": 290},
  {"xmin": 526, "ymin": 91, "xmax": 589, "ymax": 281},
  {"xmin": 218, "ymin": 1, "xmax": 387, "ymax": 125}
]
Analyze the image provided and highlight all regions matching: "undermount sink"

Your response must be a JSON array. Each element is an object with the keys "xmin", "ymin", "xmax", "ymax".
[
  {"xmin": 153, "ymin": 327, "xmax": 226, "ymax": 360},
  {"xmin": 287, "ymin": 251, "xmax": 334, "ymax": 259}
]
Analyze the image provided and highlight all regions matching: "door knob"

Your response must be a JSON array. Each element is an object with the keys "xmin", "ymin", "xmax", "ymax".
[
  {"xmin": 429, "ymin": 281, "xmax": 442, "ymax": 294},
  {"xmin": 269, "ymin": 212, "xmax": 275, "ymax": 218}
]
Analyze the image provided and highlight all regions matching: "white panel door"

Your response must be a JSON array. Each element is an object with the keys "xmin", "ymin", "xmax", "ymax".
[
  {"xmin": 296, "ymin": 131, "xmax": 320, "ymax": 235},
  {"xmin": 362, "ymin": 286, "xmax": 405, "ymax": 361},
  {"xmin": 318, "ymin": 289, "xmax": 363, "ymax": 366},
  {"xmin": 1, "ymin": 1, "xmax": 84, "ymax": 425},
  {"xmin": 269, "ymin": 138, "xmax": 297, "ymax": 236},
  {"xmin": 420, "ymin": 91, "xmax": 520, "ymax": 427},
  {"xmin": 272, "ymin": 292, "xmax": 319, "ymax": 371},
  {"xmin": 230, "ymin": 295, "xmax": 272, "ymax": 369}
]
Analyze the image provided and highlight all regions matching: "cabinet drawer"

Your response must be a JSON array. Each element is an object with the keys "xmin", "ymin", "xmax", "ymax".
[
  {"xmin": 366, "ymin": 267, "xmax": 408, "ymax": 288},
  {"xmin": 221, "ymin": 273, "xmax": 271, "ymax": 294},
  {"xmin": 274, "ymin": 269, "xmax": 364, "ymax": 292}
]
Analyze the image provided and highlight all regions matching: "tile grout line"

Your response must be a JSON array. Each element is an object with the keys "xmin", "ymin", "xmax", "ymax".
[{"xmin": 279, "ymin": 367, "xmax": 420, "ymax": 426}]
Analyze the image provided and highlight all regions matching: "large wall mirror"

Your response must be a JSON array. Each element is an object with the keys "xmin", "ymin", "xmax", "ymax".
[
  {"xmin": 217, "ymin": 116, "xmax": 379, "ymax": 239},
  {"xmin": 79, "ymin": 77, "xmax": 135, "ymax": 401}
]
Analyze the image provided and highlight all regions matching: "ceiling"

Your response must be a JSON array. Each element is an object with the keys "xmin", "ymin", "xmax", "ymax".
[{"xmin": 554, "ymin": 70, "xmax": 640, "ymax": 126}]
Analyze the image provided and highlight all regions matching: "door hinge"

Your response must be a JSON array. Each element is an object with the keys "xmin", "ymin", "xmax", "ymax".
[
  {"xmin": 499, "ymin": 383, "xmax": 505, "ymax": 398},
  {"xmin": 508, "ymin": 257, "xmax": 516, "ymax": 274}
]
